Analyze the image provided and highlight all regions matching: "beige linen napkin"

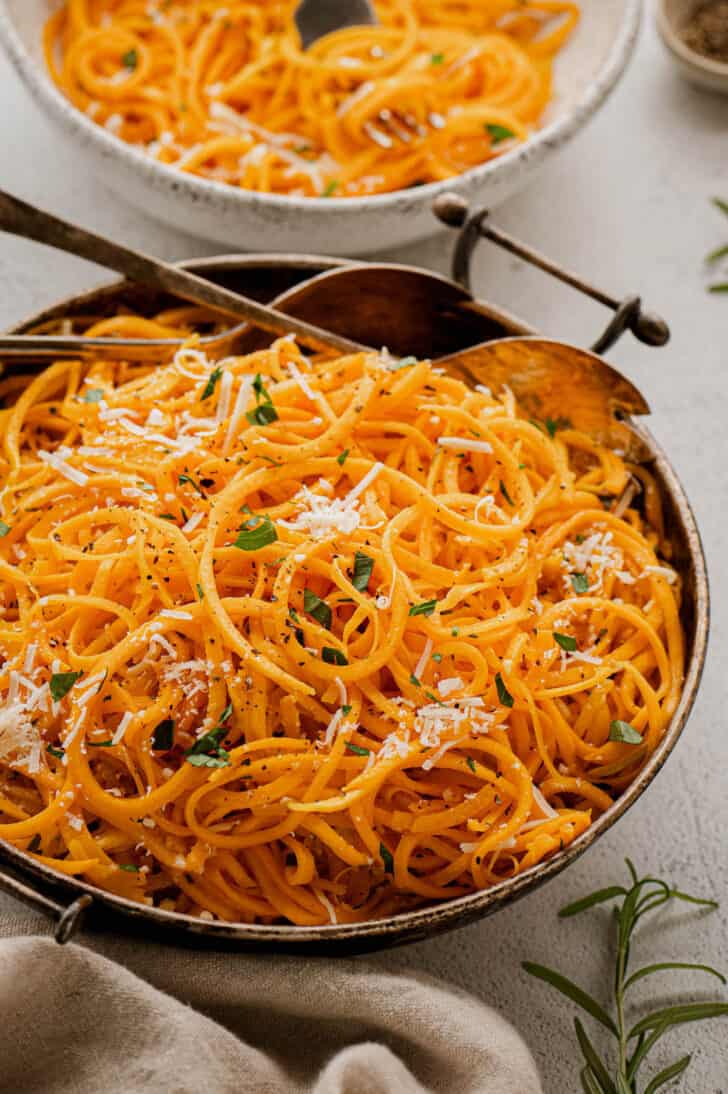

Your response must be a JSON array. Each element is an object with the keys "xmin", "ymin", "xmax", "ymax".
[{"xmin": 0, "ymin": 934, "xmax": 542, "ymax": 1093}]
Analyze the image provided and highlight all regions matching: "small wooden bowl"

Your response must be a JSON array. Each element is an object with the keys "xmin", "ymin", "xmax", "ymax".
[{"xmin": 657, "ymin": 0, "xmax": 728, "ymax": 94}]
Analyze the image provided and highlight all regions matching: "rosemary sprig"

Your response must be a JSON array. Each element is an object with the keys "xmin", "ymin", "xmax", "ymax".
[
  {"xmin": 707, "ymin": 197, "xmax": 728, "ymax": 292},
  {"xmin": 524, "ymin": 860, "xmax": 728, "ymax": 1092}
]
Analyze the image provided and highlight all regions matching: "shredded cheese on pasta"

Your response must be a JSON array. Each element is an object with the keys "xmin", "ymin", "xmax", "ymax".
[{"xmin": 0, "ymin": 311, "xmax": 683, "ymax": 924}]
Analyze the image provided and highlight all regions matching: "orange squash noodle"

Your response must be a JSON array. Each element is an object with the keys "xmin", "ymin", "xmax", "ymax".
[
  {"xmin": 0, "ymin": 317, "xmax": 683, "ymax": 925},
  {"xmin": 45, "ymin": 0, "xmax": 579, "ymax": 198}
]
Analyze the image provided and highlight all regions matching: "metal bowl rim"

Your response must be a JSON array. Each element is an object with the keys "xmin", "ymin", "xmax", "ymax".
[{"xmin": 0, "ymin": 252, "xmax": 709, "ymax": 947}]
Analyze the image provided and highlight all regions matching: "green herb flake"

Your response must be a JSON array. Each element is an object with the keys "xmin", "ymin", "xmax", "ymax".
[
  {"xmin": 178, "ymin": 473, "xmax": 205, "ymax": 496},
  {"xmin": 608, "ymin": 720, "xmax": 643, "ymax": 745},
  {"xmin": 495, "ymin": 672, "xmax": 514, "ymax": 708},
  {"xmin": 321, "ymin": 180, "xmax": 339, "ymax": 197},
  {"xmin": 201, "ymin": 366, "xmax": 222, "ymax": 400},
  {"xmin": 337, "ymin": 448, "xmax": 350, "ymax": 466},
  {"xmin": 88, "ymin": 739, "xmax": 113, "ymax": 748},
  {"xmin": 196, "ymin": 582, "xmax": 204, "ymax": 600},
  {"xmin": 499, "ymin": 480, "xmax": 514, "ymax": 506},
  {"xmin": 152, "ymin": 718, "xmax": 175, "ymax": 751},
  {"xmin": 119, "ymin": 863, "xmax": 140, "ymax": 872},
  {"xmin": 546, "ymin": 416, "xmax": 571, "ymax": 438},
  {"xmin": 246, "ymin": 402, "xmax": 278, "ymax": 427},
  {"xmin": 121, "ymin": 48, "xmax": 138, "ymax": 70},
  {"xmin": 409, "ymin": 599, "xmax": 437, "ymax": 618},
  {"xmin": 346, "ymin": 741, "xmax": 370, "ymax": 756},
  {"xmin": 233, "ymin": 515, "xmax": 277, "ymax": 551},
  {"xmin": 342, "ymin": 703, "xmax": 352, "ymax": 715},
  {"xmin": 554, "ymin": 632, "xmax": 577, "ymax": 652},
  {"xmin": 0, "ymin": 521, "xmax": 11, "ymax": 537},
  {"xmin": 409, "ymin": 673, "xmax": 421, "ymax": 687},
  {"xmin": 50, "ymin": 671, "xmax": 83, "ymax": 702},
  {"xmin": 352, "ymin": 551, "xmax": 374, "ymax": 592},
  {"xmin": 485, "ymin": 122, "xmax": 516, "ymax": 144},
  {"xmin": 187, "ymin": 752, "xmax": 230, "ymax": 768},
  {"xmin": 322, "ymin": 646, "xmax": 348, "ymax": 666},
  {"xmin": 571, "ymin": 572, "xmax": 589, "ymax": 595},
  {"xmin": 432, "ymin": 652, "xmax": 443, "ymax": 663},
  {"xmin": 380, "ymin": 842, "xmax": 394, "ymax": 874},
  {"xmin": 46, "ymin": 744, "xmax": 65, "ymax": 760},
  {"xmin": 82, "ymin": 388, "xmax": 104, "ymax": 404},
  {"xmin": 431, "ymin": 52, "xmax": 445, "ymax": 64},
  {"xmin": 466, "ymin": 756, "xmax": 477, "ymax": 773},
  {"xmin": 304, "ymin": 588, "xmax": 332, "ymax": 630}
]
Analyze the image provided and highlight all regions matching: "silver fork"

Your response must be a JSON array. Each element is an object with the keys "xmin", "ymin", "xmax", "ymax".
[{"xmin": 294, "ymin": 0, "xmax": 445, "ymax": 148}]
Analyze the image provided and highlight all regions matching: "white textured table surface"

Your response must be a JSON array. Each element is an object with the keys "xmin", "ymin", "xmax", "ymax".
[{"xmin": 1, "ymin": 12, "xmax": 727, "ymax": 1092}]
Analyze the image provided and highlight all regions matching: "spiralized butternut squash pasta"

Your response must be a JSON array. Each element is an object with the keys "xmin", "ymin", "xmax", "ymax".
[
  {"xmin": 45, "ymin": 0, "xmax": 579, "ymax": 197},
  {"xmin": 0, "ymin": 313, "xmax": 683, "ymax": 925}
]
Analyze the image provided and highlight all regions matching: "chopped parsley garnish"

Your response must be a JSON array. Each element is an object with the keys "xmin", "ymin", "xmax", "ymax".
[
  {"xmin": 571, "ymin": 572, "xmax": 589, "ymax": 595},
  {"xmin": 554, "ymin": 632, "xmax": 578, "ymax": 652},
  {"xmin": 0, "ymin": 521, "xmax": 11, "ymax": 537},
  {"xmin": 432, "ymin": 652, "xmax": 443, "ymax": 663},
  {"xmin": 431, "ymin": 52, "xmax": 445, "ymax": 64},
  {"xmin": 289, "ymin": 607, "xmax": 300, "ymax": 623},
  {"xmin": 88, "ymin": 739, "xmax": 113, "ymax": 748},
  {"xmin": 609, "ymin": 720, "xmax": 643, "ymax": 745},
  {"xmin": 409, "ymin": 599, "xmax": 437, "ymax": 617},
  {"xmin": 495, "ymin": 672, "xmax": 514, "ymax": 708},
  {"xmin": 346, "ymin": 741, "xmax": 370, "ymax": 756},
  {"xmin": 485, "ymin": 123, "xmax": 516, "ymax": 144},
  {"xmin": 119, "ymin": 863, "xmax": 139, "ymax": 872},
  {"xmin": 466, "ymin": 756, "xmax": 477, "ymax": 773},
  {"xmin": 409, "ymin": 673, "xmax": 421, "ymax": 687},
  {"xmin": 46, "ymin": 744, "xmax": 65, "ymax": 760},
  {"xmin": 246, "ymin": 402, "xmax": 278, "ymax": 426},
  {"xmin": 178, "ymin": 473, "xmax": 205, "ymax": 496},
  {"xmin": 304, "ymin": 588, "xmax": 332, "ymax": 629},
  {"xmin": 451, "ymin": 627, "xmax": 459, "ymax": 637},
  {"xmin": 352, "ymin": 551, "xmax": 374, "ymax": 592},
  {"xmin": 342, "ymin": 704, "xmax": 352, "ymax": 715},
  {"xmin": 380, "ymin": 842, "xmax": 394, "ymax": 874},
  {"xmin": 575, "ymin": 533, "xmax": 585, "ymax": 544},
  {"xmin": 196, "ymin": 582, "xmax": 204, "ymax": 600},
  {"xmin": 388, "ymin": 355, "xmax": 418, "ymax": 371},
  {"xmin": 546, "ymin": 416, "xmax": 571, "ymax": 438},
  {"xmin": 499, "ymin": 480, "xmax": 514, "ymax": 506},
  {"xmin": 152, "ymin": 718, "xmax": 175, "ymax": 751},
  {"xmin": 50, "ymin": 671, "xmax": 83, "ymax": 702},
  {"xmin": 321, "ymin": 180, "xmax": 339, "ymax": 197},
  {"xmin": 187, "ymin": 753, "xmax": 230, "ymax": 768},
  {"xmin": 322, "ymin": 646, "xmax": 348, "ymax": 666},
  {"xmin": 201, "ymin": 366, "xmax": 222, "ymax": 400},
  {"xmin": 233, "ymin": 514, "xmax": 278, "ymax": 551},
  {"xmin": 82, "ymin": 388, "xmax": 104, "ymax": 403},
  {"xmin": 336, "ymin": 448, "xmax": 350, "ymax": 466},
  {"xmin": 121, "ymin": 48, "xmax": 138, "ymax": 70},
  {"xmin": 246, "ymin": 373, "xmax": 278, "ymax": 426}
]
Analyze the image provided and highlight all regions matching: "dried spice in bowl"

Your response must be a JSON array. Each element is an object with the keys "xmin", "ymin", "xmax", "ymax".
[{"xmin": 682, "ymin": 0, "xmax": 728, "ymax": 63}]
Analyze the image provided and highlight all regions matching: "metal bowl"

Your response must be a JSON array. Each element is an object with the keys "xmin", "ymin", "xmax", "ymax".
[{"xmin": 0, "ymin": 254, "xmax": 709, "ymax": 953}]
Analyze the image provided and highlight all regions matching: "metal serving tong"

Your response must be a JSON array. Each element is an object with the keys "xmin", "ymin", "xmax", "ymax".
[{"xmin": 0, "ymin": 188, "xmax": 666, "ymax": 456}]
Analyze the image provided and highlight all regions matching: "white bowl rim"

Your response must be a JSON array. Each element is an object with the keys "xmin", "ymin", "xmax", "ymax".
[
  {"xmin": 656, "ymin": 0, "xmax": 728, "ymax": 76},
  {"xmin": 0, "ymin": 0, "xmax": 642, "ymax": 213}
]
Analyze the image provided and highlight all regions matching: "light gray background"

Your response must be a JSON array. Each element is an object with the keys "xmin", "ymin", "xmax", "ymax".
[{"xmin": 0, "ymin": 9, "xmax": 726, "ymax": 1092}]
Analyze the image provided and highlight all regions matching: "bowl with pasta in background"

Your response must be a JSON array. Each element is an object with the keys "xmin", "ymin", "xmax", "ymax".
[
  {"xmin": 0, "ymin": 253, "xmax": 708, "ymax": 952},
  {"xmin": 0, "ymin": 1, "xmax": 641, "ymax": 254}
]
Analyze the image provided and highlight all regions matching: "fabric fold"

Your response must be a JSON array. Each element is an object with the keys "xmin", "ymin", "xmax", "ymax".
[{"xmin": 0, "ymin": 936, "xmax": 542, "ymax": 1093}]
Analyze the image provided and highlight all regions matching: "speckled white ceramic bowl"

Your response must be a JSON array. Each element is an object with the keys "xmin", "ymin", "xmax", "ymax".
[{"xmin": 0, "ymin": 0, "xmax": 642, "ymax": 255}]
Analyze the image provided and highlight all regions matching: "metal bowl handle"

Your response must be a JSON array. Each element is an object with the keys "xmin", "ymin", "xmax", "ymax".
[
  {"xmin": 0, "ymin": 856, "xmax": 92, "ymax": 944},
  {"xmin": 433, "ymin": 193, "xmax": 670, "ymax": 355}
]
